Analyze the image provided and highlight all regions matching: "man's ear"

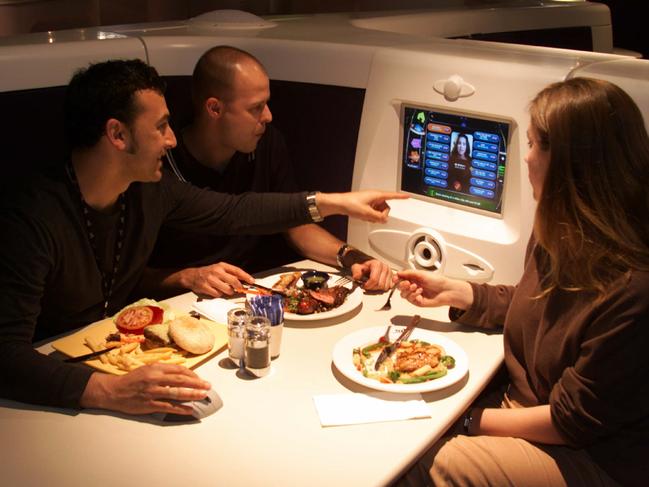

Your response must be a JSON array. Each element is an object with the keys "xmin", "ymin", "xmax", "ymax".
[
  {"xmin": 206, "ymin": 97, "xmax": 222, "ymax": 118},
  {"xmin": 105, "ymin": 118, "xmax": 129, "ymax": 151}
]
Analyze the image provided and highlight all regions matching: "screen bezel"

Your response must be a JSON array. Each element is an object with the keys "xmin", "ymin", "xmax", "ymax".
[{"xmin": 397, "ymin": 102, "xmax": 515, "ymax": 220}]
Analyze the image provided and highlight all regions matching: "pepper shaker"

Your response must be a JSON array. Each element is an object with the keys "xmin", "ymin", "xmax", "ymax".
[{"xmin": 244, "ymin": 316, "xmax": 271, "ymax": 377}]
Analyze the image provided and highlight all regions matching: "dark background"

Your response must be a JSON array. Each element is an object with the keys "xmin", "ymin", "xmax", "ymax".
[{"xmin": 599, "ymin": 0, "xmax": 647, "ymax": 58}]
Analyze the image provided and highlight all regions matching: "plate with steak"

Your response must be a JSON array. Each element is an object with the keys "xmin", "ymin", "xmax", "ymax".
[{"xmin": 255, "ymin": 271, "xmax": 363, "ymax": 321}]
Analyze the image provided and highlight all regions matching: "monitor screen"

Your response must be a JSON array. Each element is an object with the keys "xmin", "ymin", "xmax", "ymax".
[{"xmin": 399, "ymin": 105, "xmax": 511, "ymax": 217}]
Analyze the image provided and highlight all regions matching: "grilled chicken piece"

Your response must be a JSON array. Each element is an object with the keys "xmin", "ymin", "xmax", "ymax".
[
  {"xmin": 395, "ymin": 343, "xmax": 443, "ymax": 372},
  {"xmin": 273, "ymin": 272, "xmax": 301, "ymax": 292}
]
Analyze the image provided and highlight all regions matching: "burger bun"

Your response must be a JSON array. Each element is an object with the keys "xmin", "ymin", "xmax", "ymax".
[{"xmin": 168, "ymin": 316, "xmax": 214, "ymax": 355}]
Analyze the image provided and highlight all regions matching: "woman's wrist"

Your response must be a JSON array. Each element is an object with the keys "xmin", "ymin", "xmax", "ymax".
[
  {"xmin": 453, "ymin": 280, "xmax": 474, "ymax": 310},
  {"xmin": 462, "ymin": 408, "xmax": 474, "ymax": 435},
  {"xmin": 462, "ymin": 407, "xmax": 483, "ymax": 435}
]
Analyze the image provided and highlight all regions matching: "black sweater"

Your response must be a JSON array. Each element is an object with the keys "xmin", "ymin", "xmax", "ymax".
[{"xmin": 0, "ymin": 166, "xmax": 310, "ymax": 408}]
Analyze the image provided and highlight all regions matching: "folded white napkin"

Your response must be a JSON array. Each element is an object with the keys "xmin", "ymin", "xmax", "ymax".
[
  {"xmin": 313, "ymin": 392, "xmax": 431, "ymax": 427},
  {"xmin": 192, "ymin": 298, "xmax": 240, "ymax": 324}
]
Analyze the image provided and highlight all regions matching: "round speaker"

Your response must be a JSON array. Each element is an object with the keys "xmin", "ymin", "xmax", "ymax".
[{"xmin": 406, "ymin": 228, "xmax": 446, "ymax": 271}]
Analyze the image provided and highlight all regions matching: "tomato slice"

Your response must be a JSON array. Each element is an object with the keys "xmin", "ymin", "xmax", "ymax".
[
  {"xmin": 148, "ymin": 305, "xmax": 164, "ymax": 325},
  {"xmin": 115, "ymin": 305, "xmax": 164, "ymax": 334}
]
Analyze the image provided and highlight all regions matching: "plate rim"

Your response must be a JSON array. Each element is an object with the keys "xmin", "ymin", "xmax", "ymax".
[
  {"xmin": 255, "ymin": 271, "xmax": 363, "ymax": 321},
  {"xmin": 332, "ymin": 325, "xmax": 469, "ymax": 393}
]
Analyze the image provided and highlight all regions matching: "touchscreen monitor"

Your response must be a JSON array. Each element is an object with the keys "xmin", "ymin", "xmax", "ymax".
[{"xmin": 399, "ymin": 104, "xmax": 511, "ymax": 217}]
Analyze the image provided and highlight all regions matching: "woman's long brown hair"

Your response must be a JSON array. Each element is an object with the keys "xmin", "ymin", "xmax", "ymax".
[{"xmin": 530, "ymin": 78, "xmax": 649, "ymax": 296}]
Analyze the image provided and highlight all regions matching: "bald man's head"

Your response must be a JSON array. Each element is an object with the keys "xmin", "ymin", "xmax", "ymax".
[{"xmin": 191, "ymin": 45, "xmax": 267, "ymax": 113}]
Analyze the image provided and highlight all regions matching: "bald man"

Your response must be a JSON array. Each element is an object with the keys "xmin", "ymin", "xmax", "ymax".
[{"xmin": 146, "ymin": 46, "xmax": 394, "ymax": 298}]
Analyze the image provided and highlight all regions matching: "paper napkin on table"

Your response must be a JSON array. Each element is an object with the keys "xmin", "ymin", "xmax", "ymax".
[
  {"xmin": 313, "ymin": 392, "xmax": 431, "ymax": 427},
  {"xmin": 192, "ymin": 298, "xmax": 240, "ymax": 324}
]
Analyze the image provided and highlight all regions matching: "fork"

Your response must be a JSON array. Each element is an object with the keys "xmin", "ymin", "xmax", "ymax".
[
  {"xmin": 374, "ymin": 315, "xmax": 420, "ymax": 370},
  {"xmin": 332, "ymin": 275, "xmax": 351, "ymax": 286},
  {"xmin": 332, "ymin": 275, "xmax": 368, "ymax": 288},
  {"xmin": 379, "ymin": 324, "xmax": 392, "ymax": 343},
  {"xmin": 376, "ymin": 279, "xmax": 403, "ymax": 311}
]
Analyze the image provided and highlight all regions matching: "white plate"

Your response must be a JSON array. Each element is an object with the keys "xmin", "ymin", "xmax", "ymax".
[
  {"xmin": 332, "ymin": 326, "xmax": 469, "ymax": 393},
  {"xmin": 255, "ymin": 272, "xmax": 363, "ymax": 321}
]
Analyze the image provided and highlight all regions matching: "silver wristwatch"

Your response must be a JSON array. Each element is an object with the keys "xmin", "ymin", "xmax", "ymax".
[{"xmin": 306, "ymin": 191, "xmax": 324, "ymax": 222}]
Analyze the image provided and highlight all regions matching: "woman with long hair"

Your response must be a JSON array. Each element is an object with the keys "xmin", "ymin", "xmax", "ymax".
[{"xmin": 396, "ymin": 78, "xmax": 649, "ymax": 486}]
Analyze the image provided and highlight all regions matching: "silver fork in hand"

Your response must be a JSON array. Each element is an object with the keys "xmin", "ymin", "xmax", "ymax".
[
  {"xmin": 332, "ymin": 275, "xmax": 352, "ymax": 286},
  {"xmin": 377, "ymin": 279, "xmax": 402, "ymax": 311},
  {"xmin": 332, "ymin": 274, "xmax": 368, "ymax": 290}
]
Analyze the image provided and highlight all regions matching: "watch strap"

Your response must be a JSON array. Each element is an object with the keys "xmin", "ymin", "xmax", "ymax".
[
  {"xmin": 463, "ymin": 409, "xmax": 474, "ymax": 435},
  {"xmin": 336, "ymin": 244, "xmax": 374, "ymax": 269},
  {"xmin": 306, "ymin": 191, "xmax": 323, "ymax": 223},
  {"xmin": 336, "ymin": 244, "xmax": 352, "ymax": 268}
]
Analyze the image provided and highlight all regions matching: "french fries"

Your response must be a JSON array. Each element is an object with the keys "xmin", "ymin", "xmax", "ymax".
[{"xmin": 82, "ymin": 337, "xmax": 187, "ymax": 372}]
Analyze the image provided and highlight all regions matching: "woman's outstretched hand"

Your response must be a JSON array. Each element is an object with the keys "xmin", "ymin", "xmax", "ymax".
[{"xmin": 396, "ymin": 269, "xmax": 474, "ymax": 309}]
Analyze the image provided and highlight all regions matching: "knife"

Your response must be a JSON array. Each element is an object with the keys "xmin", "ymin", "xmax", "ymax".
[
  {"xmin": 64, "ymin": 347, "xmax": 114, "ymax": 363},
  {"xmin": 374, "ymin": 315, "xmax": 421, "ymax": 370}
]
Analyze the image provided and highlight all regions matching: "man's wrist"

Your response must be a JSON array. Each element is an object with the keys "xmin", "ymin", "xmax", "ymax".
[
  {"xmin": 336, "ymin": 244, "xmax": 374, "ymax": 269},
  {"xmin": 306, "ymin": 191, "xmax": 324, "ymax": 223},
  {"xmin": 80, "ymin": 372, "xmax": 111, "ymax": 409},
  {"xmin": 313, "ymin": 192, "xmax": 344, "ymax": 219},
  {"xmin": 336, "ymin": 243, "xmax": 351, "ymax": 268}
]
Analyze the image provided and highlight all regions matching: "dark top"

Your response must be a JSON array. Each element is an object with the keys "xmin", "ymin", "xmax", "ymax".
[
  {"xmin": 0, "ymin": 166, "xmax": 311, "ymax": 409},
  {"xmin": 454, "ymin": 239, "xmax": 649, "ymax": 486},
  {"xmin": 149, "ymin": 125, "xmax": 302, "ymax": 274},
  {"xmin": 447, "ymin": 156, "xmax": 471, "ymax": 192}
]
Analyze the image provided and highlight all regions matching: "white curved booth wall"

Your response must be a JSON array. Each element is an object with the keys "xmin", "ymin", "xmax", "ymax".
[{"xmin": 0, "ymin": 7, "xmax": 647, "ymax": 287}]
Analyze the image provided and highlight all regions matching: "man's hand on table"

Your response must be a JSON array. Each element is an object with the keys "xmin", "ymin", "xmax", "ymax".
[
  {"xmin": 179, "ymin": 262, "xmax": 254, "ymax": 298},
  {"xmin": 80, "ymin": 363, "xmax": 211, "ymax": 416},
  {"xmin": 351, "ymin": 260, "xmax": 393, "ymax": 291}
]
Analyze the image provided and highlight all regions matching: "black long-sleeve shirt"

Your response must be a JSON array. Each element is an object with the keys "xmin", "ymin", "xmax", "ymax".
[{"xmin": 0, "ymin": 166, "xmax": 311, "ymax": 408}]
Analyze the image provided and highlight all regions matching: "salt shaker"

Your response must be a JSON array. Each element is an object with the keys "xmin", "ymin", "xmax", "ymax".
[
  {"xmin": 227, "ymin": 307, "xmax": 251, "ymax": 367},
  {"xmin": 244, "ymin": 316, "xmax": 271, "ymax": 377}
]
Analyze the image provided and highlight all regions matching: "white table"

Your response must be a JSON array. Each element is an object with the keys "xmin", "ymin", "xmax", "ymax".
[{"xmin": 0, "ymin": 260, "xmax": 504, "ymax": 487}]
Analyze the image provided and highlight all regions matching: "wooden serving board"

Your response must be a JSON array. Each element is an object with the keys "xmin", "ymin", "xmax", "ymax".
[{"xmin": 51, "ymin": 315, "xmax": 228, "ymax": 375}]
